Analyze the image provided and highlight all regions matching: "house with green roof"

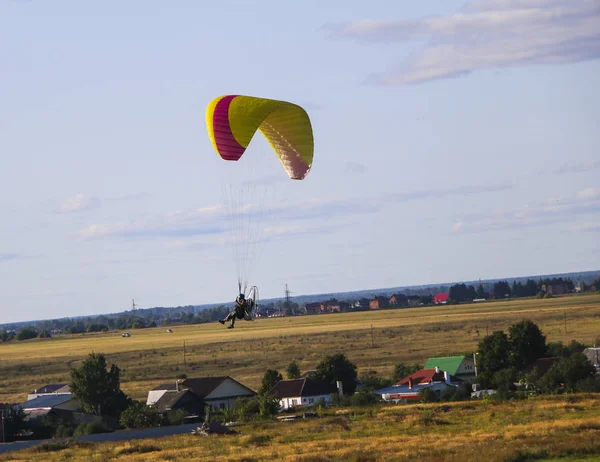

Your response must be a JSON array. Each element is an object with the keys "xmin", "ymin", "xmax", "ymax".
[{"xmin": 424, "ymin": 356, "xmax": 476, "ymax": 383}]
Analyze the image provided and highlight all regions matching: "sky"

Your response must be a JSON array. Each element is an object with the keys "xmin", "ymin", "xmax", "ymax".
[{"xmin": 1, "ymin": 0, "xmax": 599, "ymax": 323}]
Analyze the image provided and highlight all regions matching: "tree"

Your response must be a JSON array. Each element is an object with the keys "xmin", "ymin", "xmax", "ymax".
[
  {"xmin": 38, "ymin": 330, "xmax": 52, "ymax": 338},
  {"xmin": 467, "ymin": 285, "xmax": 477, "ymax": 301},
  {"xmin": 476, "ymin": 284, "xmax": 486, "ymax": 299},
  {"xmin": 358, "ymin": 370, "xmax": 393, "ymax": 391},
  {"xmin": 493, "ymin": 281, "xmax": 511, "ymax": 299},
  {"xmin": 1, "ymin": 331, "xmax": 15, "ymax": 342},
  {"xmin": 87, "ymin": 323, "xmax": 108, "ymax": 333},
  {"xmin": 492, "ymin": 367, "xmax": 518, "ymax": 391},
  {"xmin": 508, "ymin": 320, "xmax": 547, "ymax": 369},
  {"xmin": 285, "ymin": 360, "xmax": 301, "ymax": 379},
  {"xmin": 524, "ymin": 279, "xmax": 539, "ymax": 297},
  {"xmin": 2, "ymin": 407, "xmax": 26, "ymax": 442},
  {"xmin": 477, "ymin": 331, "xmax": 511, "ymax": 387},
  {"xmin": 70, "ymin": 353, "xmax": 130, "ymax": 417},
  {"xmin": 393, "ymin": 362, "xmax": 422, "ymax": 382},
  {"xmin": 15, "ymin": 327, "xmax": 37, "ymax": 341},
  {"xmin": 259, "ymin": 369, "xmax": 282, "ymax": 395},
  {"xmin": 119, "ymin": 401, "xmax": 162, "ymax": 429},
  {"xmin": 554, "ymin": 353, "xmax": 596, "ymax": 391},
  {"xmin": 315, "ymin": 353, "xmax": 358, "ymax": 395},
  {"xmin": 258, "ymin": 393, "xmax": 280, "ymax": 417}
]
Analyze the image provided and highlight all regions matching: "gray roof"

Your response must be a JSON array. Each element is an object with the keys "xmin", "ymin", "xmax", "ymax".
[
  {"xmin": 29, "ymin": 384, "xmax": 70, "ymax": 394},
  {"xmin": 583, "ymin": 348, "xmax": 600, "ymax": 366},
  {"xmin": 20, "ymin": 394, "xmax": 73, "ymax": 409},
  {"xmin": 270, "ymin": 378, "xmax": 336, "ymax": 399},
  {"xmin": 153, "ymin": 390, "xmax": 203, "ymax": 415}
]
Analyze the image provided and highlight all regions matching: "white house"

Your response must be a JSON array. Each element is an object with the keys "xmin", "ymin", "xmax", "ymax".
[
  {"xmin": 269, "ymin": 378, "xmax": 338, "ymax": 410},
  {"xmin": 583, "ymin": 348, "xmax": 600, "ymax": 373},
  {"xmin": 147, "ymin": 376, "xmax": 256, "ymax": 411}
]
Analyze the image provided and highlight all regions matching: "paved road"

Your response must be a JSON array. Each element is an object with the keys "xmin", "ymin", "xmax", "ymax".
[{"xmin": 0, "ymin": 423, "xmax": 201, "ymax": 455}]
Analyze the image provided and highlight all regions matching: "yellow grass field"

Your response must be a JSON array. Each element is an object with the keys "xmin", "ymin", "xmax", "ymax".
[
  {"xmin": 1, "ymin": 395, "xmax": 599, "ymax": 461},
  {"xmin": 1, "ymin": 293, "xmax": 599, "ymax": 404}
]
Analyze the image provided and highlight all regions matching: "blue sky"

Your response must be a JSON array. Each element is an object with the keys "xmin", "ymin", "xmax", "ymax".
[{"xmin": 1, "ymin": 0, "xmax": 599, "ymax": 323}]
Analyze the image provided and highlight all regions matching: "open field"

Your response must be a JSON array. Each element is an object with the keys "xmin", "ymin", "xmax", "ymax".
[
  {"xmin": 1, "ymin": 293, "xmax": 599, "ymax": 404},
  {"xmin": 1, "ymin": 394, "xmax": 599, "ymax": 461}
]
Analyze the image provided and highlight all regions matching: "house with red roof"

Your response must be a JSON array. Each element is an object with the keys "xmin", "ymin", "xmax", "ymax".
[
  {"xmin": 433, "ymin": 293, "xmax": 450, "ymax": 304},
  {"xmin": 373, "ymin": 367, "xmax": 460, "ymax": 402}
]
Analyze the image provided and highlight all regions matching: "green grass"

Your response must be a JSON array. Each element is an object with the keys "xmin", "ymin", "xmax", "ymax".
[{"xmin": 1, "ymin": 395, "xmax": 599, "ymax": 461}]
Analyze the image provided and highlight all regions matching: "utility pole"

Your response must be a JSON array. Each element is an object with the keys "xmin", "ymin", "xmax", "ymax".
[
  {"xmin": 132, "ymin": 298, "xmax": 137, "ymax": 313},
  {"xmin": 284, "ymin": 284, "xmax": 292, "ymax": 316},
  {"xmin": 183, "ymin": 341, "xmax": 187, "ymax": 370},
  {"xmin": 371, "ymin": 324, "xmax": 375, "ymax": 348},
  {"xmin": 1, "ymin": 408, "xmax": 5, "ymax": 443},
  {"xmin": 564, "ymin": 310, "xmax": 567, "ymax": 334}
]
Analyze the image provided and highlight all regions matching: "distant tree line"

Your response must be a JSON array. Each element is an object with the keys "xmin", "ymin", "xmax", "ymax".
[
  {"xmin": 447, "ymin": 277, "xmax": 581, "ymax": 303},
  {"xmin": 3, "ymin": 276, "xmax": 599, "ymax": 342}
]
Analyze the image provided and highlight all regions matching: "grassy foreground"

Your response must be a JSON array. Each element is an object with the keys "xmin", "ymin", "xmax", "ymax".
[
  {"xmin": 2, "ymin": 394, "xmax": 600, "ymax": 461},
  {"xmin": 1, "ymin": 294, "xmax": 599, "ymax": 403}
]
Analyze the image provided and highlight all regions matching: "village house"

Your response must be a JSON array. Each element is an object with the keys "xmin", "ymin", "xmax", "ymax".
[
  {"xmin": 350, "ymin": 298, "xmax": 371, "ymax": 310},
  {"xmin": 369, "ymin": 296, "xmax": 388, "ymax": 310},
  {"xmin": 16, "ymin": 393, "xmax": 100, "ymax": 427},
  {"xmin": 433, "ymin": 293, "xmax": 450, "ymax": 304},
  {"xmin": 583, "ymin": 348, "xmax": 600, "ymax": 374},
  {"xmin": 27, "ymin": 383, "xmax": 71, "ymax": 401},
  {"xmin": 152, "ymin": 388, "xmax": 204, "ymax": 421},
  {"xmin": 147, "ymin": 376, "xmax": 256, "ymax": 413},
  {"xmin": 523, "ymin": 357, "xmax": 561, "ymax": 376},
  {"xmin": 269, "ymin": 378, "xmax": 338, "ymax": 410},
  {"xmin": 406, "ymin": 295, "xmax": 421, "ymax": 307},
  {"xmin": 541, "ymin": 283, "xmax": 567, "ymax": 295},
  {"xmin": 373, "ymin": 367, "xmax": 460, "ymax": 403},
  {"xmin": 304, "ymin": 302, "xmax": 321, "ymax": 315},
  {"xmin": 388, "ymin": 294, "xmax": 408, "ymax": 306},
  {"xmin": 424, "ymin": 356, "xmax": 476, "ymax": 383},
  {"xmin": 318, "ymin": 299, "xmax": 350, "ymax": 313}
]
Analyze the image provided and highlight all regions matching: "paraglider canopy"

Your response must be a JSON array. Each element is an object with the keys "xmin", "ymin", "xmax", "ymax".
[
  {"xmin": 206, "ymin": 95, "xmax": 314, "ymax": 180},
  {"xmin": 205, "ymin": 94, "xmax": 315, "ymax": 296}
]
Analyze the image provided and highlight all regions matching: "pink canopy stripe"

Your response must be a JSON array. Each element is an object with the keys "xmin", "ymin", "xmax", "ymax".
[{"xmin": 212, "ymin": 95, "xmax": 245, "ymax": 161}]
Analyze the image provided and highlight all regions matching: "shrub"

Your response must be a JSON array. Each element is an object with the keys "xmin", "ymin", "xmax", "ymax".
[
  {"xmin": 73, "ymin": 420, "xmax": 109, "ymax": 436},
  {"xmin": 120, "ymin": 401, "xmax": 162, "ymax": 429},
  {"xmin": 165, "ymin": 408, "xmax": 187, "ymax": 425},
  {"xmin": 350, "ymin": 391, "xmax": 380, "ymax": 406},
  {"xmin": 55, "ymin": 423, "xmax": 75, "ymax": 438}
]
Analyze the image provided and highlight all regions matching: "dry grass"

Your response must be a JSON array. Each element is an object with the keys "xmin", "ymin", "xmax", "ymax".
[
  {"xmin": 2, "ymin": 394, "xmax": 599, "ymax": 461},
  {"xmin": 1, "ymin": 293, "xmax": 599, "ymax": 404}
]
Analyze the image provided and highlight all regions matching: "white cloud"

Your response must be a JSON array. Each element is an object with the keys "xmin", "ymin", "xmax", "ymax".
[
  {"xmin": 74, "ymin": 182, "xmax": 509, "ymax": 241},
  {"xmin": 576, "ymin": 187, "xmax": 600, "ymax": 201},
  {"xmin": 74, "ymin": 204, "xmax": 224, "ymax": 240},
  {"xmin": 452, "ymin": 186, "xmax": 600, "ymax": 233},
  {"xmin": 345, "ymin": 161, "xmax": 369, "ymax": 174},
  {"xmin": 572, "ymin": 222, "xmax": 600, "ymax": 232},
  {"xmin": 0, "ymin": 253, "xmax": 19, "ymax": 262},
  {"xmin": 555, "ymin": 160, "xmax": 600, "ymax": 174},
  {"xmin": 57, "ymin": 193, "xmax": 101, "ymax": 213},
  {"xmin": 324, "ymin": 0, "xmax": 600, "ymax": 85}
]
